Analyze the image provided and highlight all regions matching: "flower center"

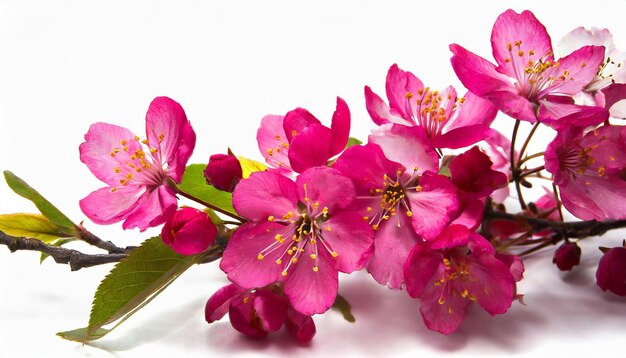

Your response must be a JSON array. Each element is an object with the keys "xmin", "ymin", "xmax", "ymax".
[
  {"xmin": 109, "ymin": 135, "xmax": 167, "ymax": 192},
  {"xmin": 433, "ymin": 254, "xmax": 479, "ymax": 314},
  {"xmin": 404, "ymin": 88, "xmax": 464, "ymax": 139}
]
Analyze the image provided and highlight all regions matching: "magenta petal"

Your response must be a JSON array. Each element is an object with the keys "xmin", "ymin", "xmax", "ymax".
[
  {"xmin": 496, "ymin": 253, "xmax": 525, "ymax": 282},
  {"xmin": 295, "ymin": 166, "xmax": 355, "ymax": 212},
  {"xmin": 256, "ymin": 114, "xmax": 292, "ymax": 171},
  {"xmin": 490, "ymin": 10, "xmax": 552, "ymax": 74},
  {"xmin": 368, "ymin": 209, "xmax": 420, "ymax": 289},
  {"xmin": 369, "ymin": 124, "xmax": 439, "ymax": 174},
  {"xmin": 596, "ymin": 247, "xmax": 626, "ymax": 296},
  {"xmin": 288, "ymin": 124, "xmax": 333, "ymax": 173},
  {"xmin": 122, "ymin": 185, "xmax": 177, "ymax": 231},
  {"xmin": 465, "ymin": 254, "xmax": 516, "ymax": 315},
  {"xmin": 284, "ymin": 108, "xmax": 321, "ymax": 142},
  {"xmin": 365, "ymin": 86, "xmax": 410, "ymax": 126},
  {"xmin": 232, "ymin": 171, "xmax": 298, "ymax": 221},
  {"xmin": 404, "ymin": 244, "xmax": 442, "ymax": 298},
  {"xmin": 450, "ymin": 146, "xmax": 508, "ymax": 198},
  {"xmin": 560, "ymin": 175, "xmax": 626, "ymax": 220},
  {"xmin": 406, "ymin": 172, "xmax": 460, "ymax": 240},
  {"xmin": 431, "ymin": 125, "xmax": 495, "ymax": 150},
  {"xmin": 538, "ymin": 101, "xmax": 608, "ymax": 129},
  {"xmin": 321, "ymin": 211, "xmax": 374, "ymax": 273},
  {"xmin": 220, "ymin": 222, "xmax": 286, "ymax": 288},
  {"xmin": 229, "ymin": 296, "xmax": 267, "ymax": 339},
  {"xmin": 333, "ymin": 143, "xmax": 404, "ymax": 192},
  {"xmin": 430, "ymin": 225, "xmax": 470, "ymax": 250},
  {"xmin": 283, "ymin": 248, "xmax": 338, "ymax": 315},
  {"xmin": 145, "ymin": 97, "xmax": 196, "ymax": 182},
  {"xmin": 541, "ymin": 46, "xmax": 606, "ymax": 96},
  {"xmin": 602, "ymin": 83, "xmax": 626, "ymax": 117},
  {"xmin": 419, "ymin": 277, "xmax": 470, "ymax": 335},
  {"xmin": 450, "ymin": 199, "xmax": 485, "ymax": 231},
  {"xmin": 385, "ymin": 64, "xmax": 424, "ymax": 120},
  {"xmin": 79, "ymin": 185, "xmax": 143, "ymax": 225},
  {"xmin": 205, "ymin": 284, "xmax": 245, "ymax": 323},
  {"xmin": 79, "ymin": 122, "xmax": 144, "ymax": 187},
  {"xmin": 329, "ymin": 97, "xmax": 351, "ymax": 156},
  {"xmin": 286, "ymin": 308, "xmax": 316, "ymax": 344},
  {"xmin": 448, "ymin": 92, "xmax": 498, "ymax": 130},
  {"xmin": 162, "ymin": 207, "xmax": 217, "ymax": 256},
  {"xmin": 253, "ymin": 290, "xmax": 288, "ymax": 332}
]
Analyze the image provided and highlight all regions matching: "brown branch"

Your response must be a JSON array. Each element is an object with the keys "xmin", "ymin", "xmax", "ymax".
[
  {"xmin": 75, "ymin": 224, "xmax": 133, "ymax": 254},
  {"xmin": 0, "ymin": 231, "xmax": 129, "ymax": 271}
]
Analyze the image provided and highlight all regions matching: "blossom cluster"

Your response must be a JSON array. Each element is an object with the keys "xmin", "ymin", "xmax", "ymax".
[{"xmin": 76, "ymin": 9, "xmax": 626, "ymax": 341}]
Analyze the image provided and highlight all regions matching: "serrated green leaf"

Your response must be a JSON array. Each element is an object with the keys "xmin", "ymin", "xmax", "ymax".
[
  {"xmin": 40, "ymin": 238, "xmax": 77, "ymax": 263},
  {"xmin": 57, "ymin": 327, "xmax": 110, "ymax": 342},
  {"xmin": 0, "ymin": 213, "xmax": 72, "ymax": 243},
  {"xmin": 177, "ymin": 164, "xmax": 236, "ymax": 215},
  {"xmin": 236, "ymin": 156, "xmax": 267, "ymax": 178},
  {"xmin": 344, "ymin": 137, "xmax": 363, "ymax": 150},
  {"xmin": 62, "ymin": 236, "xmax": 198, "ymax": 342},
  {"xmin": 332, "ymin": 294, "xmax": 355, "ymax": 323},
  {"xmin": 3, "ymin": 171, "xmax": 76, "ymax": 233}
]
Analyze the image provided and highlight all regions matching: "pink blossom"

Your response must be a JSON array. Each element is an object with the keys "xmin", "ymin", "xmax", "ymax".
[
  {"xmin": 333, "ymin": 144, "xmax": 459, "ymax": 289},
  {"xmin": 205, "ymin": 283, "xmax": 316, "ymax": 343},
  {"xmin": 161, "ymin": 207, "xmax": 217, "ymax": 256},
  {"xmin": 596, "ymin": 244, "xmax": 626, "ymax": 296},
  {"xmin": 365, "ymin": 64, "xmax": 497, "ymax": 149},
  {"xmin": 544, "ymin": 124, "xmax": 626, "ymax": 220},
  {"xmin": 220, "ymin": 166, "xmax": 373, "ymax": 315},
  {"xmin": 204, "ymin": 153, "xmax": 243, "ymax": 192},
  {"xmin": 257, "ymin": 98, "xmax": 351, "ymax": 173},
  {"xmin": 79, "ymin": 97, "xmax": 196, "ymax": 231},
  {"xmin": 450, "ymin": 9, "xmax": 608, "ymax": 128},
  {"xmin": 478, "ymin": 131, "xmax": 515, "ymax": 203},
  {"xmin": 450, "ymin": 146, "xmax": 508, "ymax": 199},
  {"xmin": 404, "ymin": 225, "xmax": 519, "ymax": 334}
]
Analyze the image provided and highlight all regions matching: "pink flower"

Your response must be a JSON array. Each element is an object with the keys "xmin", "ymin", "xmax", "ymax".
[
  {"xmin": 553, "ymin": 242, "xmax": 582, "ymax": 271},
  {"xmin": 477, "ymin": 131, "xmax": 515, "ymax": 203},
  {"xmin": 596, "ymin": 244, "xmax": 626, "ymax": 296},
  {"xmin": 333, "ymin": 144, "xmax": 459, "ymax": 289},
  {"xmin": 544, "ymin": 124, "xmax": 626, "ymax": 220},
  {"xmin": 79, "ymin": 97, "xmax": 196, "ymax": 231},
  {"xmin": 450, "ymin": 9, "xmax": 608, "ymax": 128},
  {"xmin": 204, "ymin": 153, "xmax": 243, "ymax": 192},
  {"xmin": 257, "ymin": 98, "xmax": 350, "ymax": 173},
  {"xmin": 205, "ymin": 283, "xmax": 316, "ymax": 343},
  {"xmin": 404, "ymin": 225, "xmax": 519, "ymax": 334},
  {"xmin": 450, "ymin": 146, "xmax": 508, "ymax": 199},
  {"xmin": 365, "ymin": 64, "xmax": 497, "ymax": 149},
  {"xmin": 220, "ymin": 166, "xmax": 373, "ymax": 315},
  {"xmin": 161, "ymin": 207, "xmax": 217, "ymax": 256}
]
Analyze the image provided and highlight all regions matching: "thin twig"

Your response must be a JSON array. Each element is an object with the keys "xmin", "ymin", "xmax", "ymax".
[
  {"xmin": 75, "ymin": 225, "xmax": 131, "ymax": 254},
  {"xmin": 0, "ymin": 231, "xmax": 129, "ymax": 271},
  {"xmin": 511, "ymin": 119, "xmax": 528, "ymax": 210}
]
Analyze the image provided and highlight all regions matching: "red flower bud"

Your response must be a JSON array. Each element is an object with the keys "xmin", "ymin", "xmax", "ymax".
[
  {"xmin": 204, "ymin": 154, "xmax": 243, "ymax": 192},
  {"xmin": 161, "ymin": 207, "xmax": 217, "ymax": 255},
  {"xmin": 596, "ymin": 246, "xmax": 626, "ymax": 296},
  {"xmin": 553, "ymin": 242, "xmax": 581, "ymax": 271}
]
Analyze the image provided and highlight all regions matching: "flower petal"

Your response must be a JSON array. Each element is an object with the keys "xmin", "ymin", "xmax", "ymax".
[
  {"xmin": 333, "ymin": 143, "xmax": 404, "ymax": 193},
  {"xmin": 257, "ymin": 114, "xmax": 292, "ymax": 172},
  {"xmin": 232, "ymin": 171, "xmax": 298, "ymax": 221},
  {"xmin": 79, "ymin": 185, "xmax": 144, "ymax": 225},
  {"xmin": 205, "ymin": 284, "xmax": 245, "ymax": 323},
  {"xmin": 283, "ymin": 247, "xmax": 338, "ymax": 315},
  {"xmin": 329, "ymin": 97, "xmax": 351, "ymax": 156},
  {"xmin": 253, "ymin": 290, "xmax": 288, "ymax": 332},
  {"xmin": 385, "ymin": 64, "xmax": 424, "ymax": 121},
  {"xmin": 122, "ymin": 185, "xmax": 178, "ymax": 231},
  {"xmin": 540, "ymin": 46, "xmax": 606, "ymax": 96},
  {"xmin": 220, "ymin": 222, "xmax": 287, "ymax": 288},
  {"xmin": 283, "ymin": 108, "xmax": 321, "ymax": 142},
  {"xmin": 364, "ymin": 86, "xmax": 410, "ymax": 126},
  {"xmin": 145, "ymin": 97, "xmax": 196, "ymax": 182},
  {"xmin": 419, "ymin": 276, "xmax": 470, "ymax": 335},
  {"xmin": 286, "ymin": 308, "xmax": 316, "ymax": 344},
  {"xmin": 404, "ymin": 244, "xmax": 442, "ymax": 298},
  {"xmin": 295, "ymin": 166, "xmax": 355, "ymax": 213},
  {"xmin": 288, "ymin": 124, "xmax": 333, "ymax": 173},
  {"xmin": 368, "ymin": 209, "xmax": 420, "ymax": 289},
  {"xmin": 465, "ymin": 253, "xmax": 516, "ymax": 315},
  {"xmin": 369, "ymin": 124, "xmax": 438, "ymax": 174},
  {"xmin": 320, "ymin": 211, "xmax": 374, "ymax": 274},
  {"xmin": 447, "ymin": 91, "xmax": 498, "ymax": 130}
]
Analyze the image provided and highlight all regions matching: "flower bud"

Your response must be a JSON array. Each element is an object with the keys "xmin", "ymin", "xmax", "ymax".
[
  {"xmin": 161, "ymin": 207, "xmax": 217, "ymax": 255},
  {"xmin": 204, "ymin": 154, "xmax": 243, "ymax": 192},
  {"xmin": 553, "ymin": 242, "xmax": 581, "ymax": 271},
  {"xmin": 596, "ymin": 246, "xmax": 626, "ymax": 296}
]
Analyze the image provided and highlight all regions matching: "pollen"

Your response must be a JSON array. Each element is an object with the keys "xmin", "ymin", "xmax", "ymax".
[
  {"xmin": 114, "ymin": 167, "xmax": 121, "ymax": 173},
  {"xmin": 275, "ymin": 234, "xmax": 284, "ymax": 243},
  {"xmin": 111, "ymin": 187, "xmax": 118, "ymax": 192},
  {"xmin": 158, "ymin": 133, "xmax": 165, "ymax": 142},
  {"xmin": 312, "ymin": 266, "xmax": 319, "ymax": 272},
  {"xmin": 415, "ymin": 185, "xmax": 423, "ymax": 192},
  {"xmin": 141, "ymin": 139, "xmax": 149, "ymax": 145},
  {"xmin": 448, "ymin": 307, "xmax": 454, "ymax": 314},
  {"xmin": 405, "ymin": 92, "xmax": 413, "ymax": 99},
  {"xmin": 267, "ymin": 148, "xmax": 274, "ymax": 156},
  {"xmin": 281, "ymin": 271, "xmax": 288, "ymax": 277},
  {"xmin": 291, "ymin": 257, "xmax": 298, "ymax": 264},
  {"xmin": 257, "ymin": 253, "xmax": 264, "ymax": 260},
  {"xmin": 310, "ymin": 254, "xmax": 317, "ymax": 259},
  {"xmin": 276, "ymin": 259, "xmax": 282, "ymax": 265},
  {"xmin": 243, "ymin": 297, "xmax": 250, "ymax": 304},
  {"xmin": 120, "ymin": 179, "xmax": 128, "ymax": 185},
  {"xmin": 268, "ymin": 215, "xmax": 274, "ymax": 222},
  {"xmin": 150, "ymin": 148, "xmax": 158, "ymax": 154},
  {"xmin": 125, "ymin": 173, "xmax": 133, "ymax": 180},
  {"xmin": 438, "ymin": 297, "xmax": 445, "ymax": 305},
  {"xmin": 292, "ymin": 130, "xmax": 298, "ymax": 136},
  {"xmin": 362, "ymin": 216, "xmax": 369, "ymax": 221},
  {"xmin": 331, "ymin": 252, "xmax": 338, "ymax": 258},
  {"xmin": 406, "ymin": 211, "xmax": 413, "ymax": 217}
]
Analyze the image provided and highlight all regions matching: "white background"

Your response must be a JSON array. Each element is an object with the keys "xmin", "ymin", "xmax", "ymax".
[{"xmin": 2, "ymin": 1, "xmax": 626, "ymax": 357}]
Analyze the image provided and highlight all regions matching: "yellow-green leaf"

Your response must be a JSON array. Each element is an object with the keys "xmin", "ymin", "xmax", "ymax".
[
  {"xmin": 332, "ymin": 294, "xmax": 355, "ymax": 323},
  {"xmin": 236, "ymin": 156, "xmax": 267, "ymax": 178},
  {"xmin": 3, "ymin": 171, "xmax": 76, "ymax": 233},
  {"xmin": 58, "ymin": 236, "xmax": 199, "ymax": 342},
  {"xmin": 0, "ymin": 213, "xmax": 72, "ymax": 243}
]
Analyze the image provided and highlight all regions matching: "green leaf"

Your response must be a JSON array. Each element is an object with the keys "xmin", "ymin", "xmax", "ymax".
[
  {"xmin": 344, "ymin": 137, "xmax": 363, "ymax": 150},
  {"xmin": 57, "ymin": 327, "xmax": 109, "ymax": 342},
  {"xmin": 0, "ymin": 213, "xmax": 72, "ymax": 243},
  {"xmin": 177, "ymin": 164, "xmax": 236, "ymax": 215},
  {"xmin": 332, "ymin": 294, "xmax": 355, "ymax": 323},
  {"xmin": 57, "ymin": 236, "xmax": 199, "ymax": 342},
  {"xmin": 236, "ymin": 156, "xmax": 267, "ymax": 179},
  {"xmin": 3, "ymin": 171, "xmax": 76, "ymax": 233},
  {"xmin": 40, "ymin": 238, "xmax": 77, "ymax": 263}
]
